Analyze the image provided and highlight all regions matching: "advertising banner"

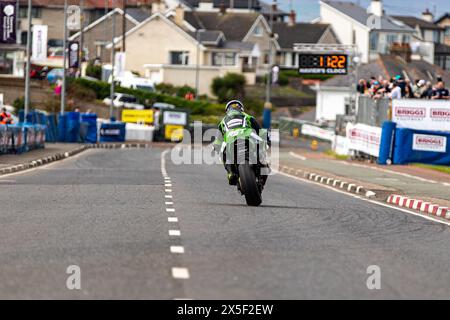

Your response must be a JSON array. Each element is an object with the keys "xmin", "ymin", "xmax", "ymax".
[
  {"xmin": 68, "ymin": 41, "xmax": 80, "ymax": 68},
  {"xmin": 32, "ymin": 25, "xmax": 48, "ymax": 61},
  {"xmin": 346, "ymin": 123, "xmax": 382, "ymax": 157},
  {"xmin": 0, "ymin": 2, "xmax": 16, "ymax": 44},
  {"xmin": 301, "ymin": 124, "xmax": 335, "ymax": 142},
  {"xmin": 392, "ymin": 99, "xmax": 450, "ymax": 132},
  {"xmin": 122, "ymin": 109, "xmax": 154, "ymax": 125},
  {"xmin": 394, "ymin": 128, "xmax": 450, "ymax": 165},
  {"xmin": 163, "ymin": 111, "xmax": 187, "ymax": 126}
]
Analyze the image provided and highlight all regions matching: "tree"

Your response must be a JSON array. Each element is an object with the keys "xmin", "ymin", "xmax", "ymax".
[{"xmin": 211, "ymin": 73, "xmax": 246, "ymax": 103}]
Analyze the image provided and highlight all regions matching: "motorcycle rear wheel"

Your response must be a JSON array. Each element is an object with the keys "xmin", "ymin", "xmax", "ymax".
[{"xmin": 238, "ymin": 164, "xmax": 262, "ymax": 207}]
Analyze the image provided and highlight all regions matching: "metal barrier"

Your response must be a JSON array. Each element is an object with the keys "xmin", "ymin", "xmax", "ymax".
[{"xmin": 356, "ymin": 95, "xmax": 391, "ymax": 127}]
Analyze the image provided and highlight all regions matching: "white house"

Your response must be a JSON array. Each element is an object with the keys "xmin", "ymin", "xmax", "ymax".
[{"xmin": 319, "ymin": 0, "xmax": 415, "ymax": 63}]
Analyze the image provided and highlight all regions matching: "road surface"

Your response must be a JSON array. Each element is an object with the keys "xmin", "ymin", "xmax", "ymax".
[{"xmin": 0, "ymin": 147, "xmax": 449, "ymax": 299}]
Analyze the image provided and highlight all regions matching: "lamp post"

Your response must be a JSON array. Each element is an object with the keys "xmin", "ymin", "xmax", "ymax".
[
  {"xmin": 61, "ymin": 0, "xmax": 68, "ymax": 115},
  {"xmin": 195, "ymin": 29, "xmax": 205, "ymax": 100},
  {"xmin": 110, "ymin": 5, "xmax": 116, "ymax": 120},
  {"xmin": 24, "ymin": 0, "xmax": 32, "ymax": 121},
  {"xmin": 263, "ymin": 0, "xmax": 276, "ymax": 129}
]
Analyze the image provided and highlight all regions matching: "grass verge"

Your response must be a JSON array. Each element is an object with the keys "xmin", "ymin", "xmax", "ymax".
[{"xmin": 412, "ymin": 163, "xmax": 450, "ymax": 175}]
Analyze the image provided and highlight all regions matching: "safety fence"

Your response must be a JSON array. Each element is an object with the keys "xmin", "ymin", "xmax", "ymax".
[
  {"xmin": 356, "ymin": 96, "xmax": 391, "ymax": 127},
  {"xmin": 0, "ymin": 124, "xmax": 46, "ymax": 155}
]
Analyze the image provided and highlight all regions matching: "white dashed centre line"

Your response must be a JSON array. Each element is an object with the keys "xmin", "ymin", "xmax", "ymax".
[
  {"xmin": 172, "ymin": 268, "xmax": 190, "ymax": 279},
  {"xmin": 168, "ymin": 217, "xmax": 179, "ymax": 223},
  {"xmin": 165, "ymin": 195, "xmax": 173, "ymax": 199},
  {"xmin": 166, "ymin": 208, "xmax": 176, "ymax": 213},
  {"xmin": 170, "ymin": 246, "xmax": 185, "ymax": 254},
  {"xmin": 169, "ymin": 230, "xmax": 181, "ymax": 236}
]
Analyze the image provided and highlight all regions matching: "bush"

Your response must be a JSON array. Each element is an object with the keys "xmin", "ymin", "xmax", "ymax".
[
  {"xmin": 86, "ymin": 63, "xmax": 102, "ymax": 80},
  {"xmin": 67, "ymin": 81, "xmax": 97, "ymax": 101},
  {"xmin": 211, "ymin": 73, "xmax": 246, "ymax": 103},
  {"xmin": 176, "ymin": 85, "xmax": 196, "ymax": 98},
  {"xmin": 13, "ymin": 97, "xmax": 26, "ymax": 111},
  {"xmin": 72, "ymin": 78, "xmax": 224, "ymax": 117}
]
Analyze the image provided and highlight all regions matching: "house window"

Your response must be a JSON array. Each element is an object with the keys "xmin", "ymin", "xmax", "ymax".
[
  {"xmin": 433, "ymin": 30, "xmax": 441, "ymax": 43},
  {"xmin": 170, "ymin": 51, "xmax": 189, "ymax": 65},
  {"xmin": 253, "ymin": 26, "xmax": 263, "ymax": 36},
  {"xmin": 212, "ymin": 52, "xmax": 222, "ymax": 66},
  {"xmin": 0, "ymin": 51, "xmax": 14, "ymax": 75},
  {"xmin": 402, "ymin": 34, "xmax": 410, "ymax": 44},
  {"xmin": 224, "ymin": 53, "xmax": 236, "ymax": 66},
  {"xmin": 445, "ymin": 27, "xmax": 450, "ymax": 38},
  {"xmin": 370, "ymin": 32, "xmax": 379, "ymax": 50},
  {"xmin": 386, "ymin": 34, "xmax": 397, "ymax": 44},
  {"xmin": 20, "ymin": 7, "xmax": 41, "ymax": 19}
]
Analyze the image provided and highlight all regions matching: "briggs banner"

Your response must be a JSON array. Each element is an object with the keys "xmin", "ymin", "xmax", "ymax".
[
  {"xmin": 392, "ymin": 99, "xmax": 450, "ymax": 132},
  {"xmin": 346, "ymin": 123, "xmax": 382, "ymax": 157}
]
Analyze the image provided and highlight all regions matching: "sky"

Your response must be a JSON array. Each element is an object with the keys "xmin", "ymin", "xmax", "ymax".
[{"xmin": 277, "ymin": 0, "xmax": 449, "ymax": 22}]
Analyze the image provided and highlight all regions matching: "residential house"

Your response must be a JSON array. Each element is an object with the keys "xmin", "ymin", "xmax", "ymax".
[
  {"xmin": 392, "ymin": 10, "xmax": 450, "ymax": 71},
  {"xmin": 315, "ymin": 54, "xmax": 450, "ymax": 121},
  {"xmin": 69, "ymin": 8, "xmax": 148, "ymax": 62},
  {"xmin": 436, "ymin": 13, "xmax": 450, "ymax": 46},
  {"xmin": 17, "ymin": 0, "xmax": 152, "ymax": 46},
  {"xmin": 319, "ymin": 0, "xmax": 415, "ymax": 64},
  {"xmin": 109, "ymin": 10, "xmax": 261, "ymax": 95},
  {"xmin": 169, "ymin": 0, "xmax": 289, "ymax": 22},
  {"xmin": 0, "ymin": 44, "xmax": 26, "ymax": 77},
  {"xmin": 273, "ymin": 11, "xmax": 340, "ymax": 69}
]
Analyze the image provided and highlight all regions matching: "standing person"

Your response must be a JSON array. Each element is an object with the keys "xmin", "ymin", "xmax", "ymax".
[
  {"xmin": 0, "ymin": 107, "xmax": 13, "ymax": 124},
  {"xmin": 389, "ymin": 81, "xmax": 402, "ymax": 100},
  {"xmin": 357, "ymin": 79, "xmax": 366, "ymax": 94},
  {"xmin": 421, "ymin": 81, "xmax": 433, "ymax": 99},
  {"xmin": 404, "ymin": 84, "xmax": 414, "ymax": 99},
  {"xmin": 431, "ymin": 81, "xmax": 450, "ymax": 100}
]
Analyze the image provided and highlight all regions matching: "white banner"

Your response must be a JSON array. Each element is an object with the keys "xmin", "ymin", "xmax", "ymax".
[
  {"xmin": 32, "ymin": 25, "xmax": 48, "ymax": 61},
  {"xmin": 301, "ymin": 124, "xmax": 335, "ymax": 142},
  {"xmin": 332, "ymin": 135, "xmax": 350, "ymax": 156},
  {"xmin": 392, "ymin": 99, "xmax": 450, "ymax": 132},
  {"xmin": 413, "ymin": 134, "xmax": 447, "ymax": 153},
  {"xmin": 346, "ymin": 123, "xmax": 382, "ymax": 157},
  {"xmin": 163, "ymin": 111, "xmax": 187, "ymax": 126}
]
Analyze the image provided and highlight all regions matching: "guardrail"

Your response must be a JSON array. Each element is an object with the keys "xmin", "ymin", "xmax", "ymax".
[{"xmin": 356, "ymin": 95, "xmax": 391, "ymax": 127}]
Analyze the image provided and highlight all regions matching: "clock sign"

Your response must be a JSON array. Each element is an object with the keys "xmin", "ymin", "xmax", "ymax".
[{"xmin": 298, "ymin": 54, "xmax": 348, "ymax": 75}]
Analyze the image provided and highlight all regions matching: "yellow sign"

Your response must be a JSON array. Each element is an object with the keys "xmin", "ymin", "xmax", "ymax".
[
  {"xmin": 122, "ymin": 109, "xmax": 154, "ymax": 124},
  {"xmin": 165, "ymin": 125, "xmax": 184, "ymax": 142}
]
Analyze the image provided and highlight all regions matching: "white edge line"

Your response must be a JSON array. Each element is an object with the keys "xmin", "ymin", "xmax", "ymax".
[
  {"xmin": 276, "ymin": 170, "xmax": 450, "ymax": 226},
  {"xmin": 289, "ymin": 151, "xmax": 307, "ymax": 161}
]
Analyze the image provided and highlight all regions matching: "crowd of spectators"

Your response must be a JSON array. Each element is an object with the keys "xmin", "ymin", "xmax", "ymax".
[{"xmin": 357, "ymin": 75, "xmax": 450, "ymax": 100}]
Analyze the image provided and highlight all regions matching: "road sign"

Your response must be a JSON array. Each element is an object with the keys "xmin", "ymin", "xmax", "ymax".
[
  {"xmin": 68, "ymin": 41, "xmax": 80, "ymax": 68},
  {"xmin": 67, "ymin": 5, "xmax": 81, "ymax": 31},
  {"xmin": 122, "ymin": 109, "xmax": 154, "ymax": 125}
]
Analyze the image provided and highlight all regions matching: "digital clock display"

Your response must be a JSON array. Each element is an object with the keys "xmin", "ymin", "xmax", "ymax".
[{"xmin": 298, "ymin": 54, "xmax": 348, "ymax": 75}]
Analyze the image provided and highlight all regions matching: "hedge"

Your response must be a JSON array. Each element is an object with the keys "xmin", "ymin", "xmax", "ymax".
[{"xmin": 72, "ymin": 78, "xmax": 224, "ymax": 116}]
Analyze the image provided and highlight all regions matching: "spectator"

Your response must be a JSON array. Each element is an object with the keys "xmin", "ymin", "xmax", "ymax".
[
  {"xmin": 370, "ymin": 81, "xmax": 385, "ymax": 99},
  {"xmin": 357, "ymin": 79, "xmax": 367, "ymax": 94},
  {"xmin": 0, "ymin": 107, "xmax": 13, "ymax": 125},
  {"xmin": 431, "ymin": 81, "xmax": 450, "ymax": 100},
  {"xmin": 389, "ymin": 81, "xmax": 402, "ymax": 100},
  {"xmin": 404, "ymin": 84, "xmax": 415, "ymax": 99},
  {"xmin": 421, "ymin": 81, "xmax": 434, "ymax": 99},
  {"xmin": 413, "ymin": 80, "xmax": 425, "ymax": 98}
]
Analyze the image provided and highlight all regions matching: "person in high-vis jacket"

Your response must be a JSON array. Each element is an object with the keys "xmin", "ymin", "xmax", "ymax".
[{"xmin": 0, "ymin": 108, "xmax": 12, "ymax": 125}]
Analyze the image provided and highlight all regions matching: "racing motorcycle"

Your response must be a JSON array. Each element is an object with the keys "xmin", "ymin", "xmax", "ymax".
[{"xmin": 220, "ymin": 127, "xmax": 270, "ymax": 207}]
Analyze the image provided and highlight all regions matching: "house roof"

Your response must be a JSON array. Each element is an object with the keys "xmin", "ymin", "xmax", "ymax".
[
  {"xmin": 126, "ymin": 8, "xmax": 152, "ymax": 23},
  {"xmin": 435, "ymin": 13, "xmax": 450, "ymax": 24},
  {"xmin": 184, "ymin": 11, "xmax": 261, "ymax": 41},
  {"xmin": 19, "ymin": 0, "xmax": 152, "ymax": 8},
  {"xmin": 321, "ymin": 54, "xmax": 450, "ymax": 88},
  {"xmin": 273, "ymin": 22, "xmax": 333, "ymax": 49},
  {"xmin": 321, "ymin": 0, "xmax": 414, "ymax": 32},
  {"xmin": 391, "ymin": 16, "xmax": 444, "ymax": 31},
  {"xmin": 182, "ymin": 0, "xmax": 261, "ymax": 10},
  {"xmin": 69, "ymin": 8, "xmax": 140, "ymax": 41}
]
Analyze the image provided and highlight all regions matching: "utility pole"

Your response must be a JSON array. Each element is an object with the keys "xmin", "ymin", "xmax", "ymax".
[
  {"xmin": 263, "ymin": 0, "xmax": 275, "ymax": 129},
  {"xmin": 122, "ymin": 0, "xmax": 126, "ymax": 52},
  {"xmin": 24, "ymin": 0, "xmax": 32, "ymax": 121},
  {"xmin": 195, "ymin": 29, "xmax": 204, "ymax": 100},
  {"xmin": 110, "ymin": 9, "xmax": 116, "ymax": 120},
  {"xmin": 80, "ymin": 0, "xmax": 84, "ymax": 64},
  {"xmin": 61, "ymin": 0, "xmax": 68, "ymax": 115}
]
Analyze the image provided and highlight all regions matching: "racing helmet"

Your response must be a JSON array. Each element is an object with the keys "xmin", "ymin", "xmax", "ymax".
[{"xmin": 225, "ymin": 100, "xmax": 244, "ymax": 113}]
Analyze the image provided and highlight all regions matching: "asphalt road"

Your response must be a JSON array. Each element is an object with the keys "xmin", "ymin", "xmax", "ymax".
[{"xmin": 0, "ymin": 147, "xmax": 449, "ymax": 299}]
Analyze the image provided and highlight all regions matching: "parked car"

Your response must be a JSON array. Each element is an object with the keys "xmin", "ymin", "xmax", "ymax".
[
  {"xmin": 113, "ymin": 71, "xmax": 155, "ymax": 92},
  {"xmin": 103, "ymin": 93, "xmax": 145, "ymax": 110},
  {"xmin": 152, "ymin": 102, "xmax": 176, "ymax": 110},
  {"xmin": 47, "ymin": 68, "xmax": 64, "ymax": 84}
]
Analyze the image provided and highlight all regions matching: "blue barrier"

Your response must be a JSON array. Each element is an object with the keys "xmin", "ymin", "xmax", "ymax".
[
  {"xmin": 45, "ymin": 114, "xmax": 58, "ymax": 143},
  {"xmin": 99, "ymin": 122, "xmax": 126, "ymax": 143},
  {"xmin": 378, "ymin": 121, "xmax": 397, "ymax": 165},
  {"xmin": 0, "ymin": 124, "xmax": 46, "ymax": 155},
  {"xmin": 81, "ymin": 114, "xmax": 98, "ymax": 143},
  {"xmin": 66, "ymin": 112, "xmax": 81, "ymax": 143},
  {"xmin": 393, "ymin": 128, "xmax": 450, "ymax": 165}
]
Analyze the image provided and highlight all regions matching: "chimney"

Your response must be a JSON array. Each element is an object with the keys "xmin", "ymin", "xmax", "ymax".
[
  {"xmin": 174, "ymin": 5, "xmax": 185, "ymax": 26},
  {"xmin": 288, "ymin": 10, "xmax": 296, "ymax": 27},
  {"xmin": 422, "ymin": 8, "xmax": 434, "ymax": 22},
  {"xmin": 367, "ymin": 0, "xmax": 383, "ymax": 17},
  {"xmin": 151, "ymin": 0, "xmax": 166, "ymax": 13},
  {"xmin": 272, "ymin": 2, "xmax": 278, "ymax": 13},
  {"xmin": 198, "ymin": 0, "xmax": 214, "ymax": 11}
]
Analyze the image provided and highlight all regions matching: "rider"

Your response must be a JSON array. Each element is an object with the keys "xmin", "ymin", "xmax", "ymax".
[
  {"xmin": 0, "ymin": 107, "xmax": 13, "ymax": 125},
  {"xmin": 213, "ymin": 100, "xmax": 264, "ymax": 186}
]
